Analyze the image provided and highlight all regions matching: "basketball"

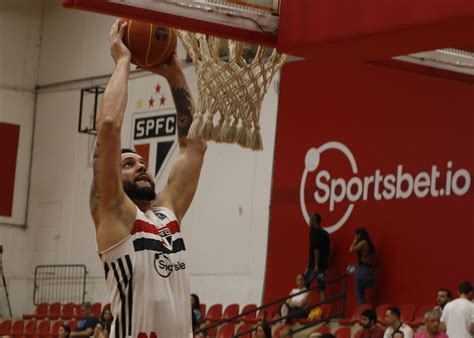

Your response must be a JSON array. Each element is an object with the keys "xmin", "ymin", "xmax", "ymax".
[{"xmin": 122, "ymin": 19, "xmax": 177, "ymax": 68}]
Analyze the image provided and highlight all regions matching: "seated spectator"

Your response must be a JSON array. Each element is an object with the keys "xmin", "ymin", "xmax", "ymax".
[
  {"xmin": 440, "ymin": 281, "xmax": 474, "ymax": 338},
  {"xmin": 392, "ymin": 331, "xmax": 404, "ymax": 338},
  {"xmin": 100, "ymin": 307, "xmax": 113, "ymax": 333},
  {"xmin": 93, "ymin": 322, "xmax": 107, "ymax": 338},
  {"xmin": 254, "ymin": 322, "xmax": 272, "ymax": 338},
  {"xmin": 280, "ymin": 273, "xmax": 310, "ymax": 323},
  {"xmin": 383, "ymin": 307, "xmax": 413, "ymax": 338},
  {"xmin": 70, "ymin": 302, "xmax": 99, "ymax": 337},
  {"xmin": 434, "ymin": 288, "xmax": 452, "ymax": 312},
  {"xmin": 359, "ymin": 309, "xmax": 384, "ymax": 338},
  {"xmin": 191, "ymin": 294, "xmax": 203, "ymax": 333},
  {"xmin": 414, "ymin": 310, "xmax": 448, "ymax": 338},
  {"xmin": 59, "ymin": 325, "xmax": 71, "ymax": 338}
]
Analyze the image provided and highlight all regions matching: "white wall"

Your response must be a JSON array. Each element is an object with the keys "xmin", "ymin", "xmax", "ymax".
[
  {"xmin": 1, "ymin": 1, "xmax": 280, "ymax": 316},
  {"xmin": 0, "ymin": 2, "xmax": 42, "ymax": 317}
]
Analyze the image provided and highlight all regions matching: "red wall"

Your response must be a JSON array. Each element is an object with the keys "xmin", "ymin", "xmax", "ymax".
[
  {"xmin": 264, "ymin": 61, "xmax": 474, "ymax": 313},
  {"xmin": 0, "ymin": 122, "xmax": 20, "ymax": 217}
]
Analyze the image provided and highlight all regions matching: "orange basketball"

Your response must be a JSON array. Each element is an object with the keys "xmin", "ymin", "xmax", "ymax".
[{"xmin": 122, "ymin": 19, "xmax": 177, "ymax": 68}]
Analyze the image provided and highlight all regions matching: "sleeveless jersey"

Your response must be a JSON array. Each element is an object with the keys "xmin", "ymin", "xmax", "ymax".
[{"xmin": 99, "ymin": 206, "xmax": 192, "ymax": 338}]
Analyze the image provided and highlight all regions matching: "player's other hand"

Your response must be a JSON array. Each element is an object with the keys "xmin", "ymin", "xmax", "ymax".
[{"xmin": 109, "ymin": 19, "xmax": 131, "ymax": 64}]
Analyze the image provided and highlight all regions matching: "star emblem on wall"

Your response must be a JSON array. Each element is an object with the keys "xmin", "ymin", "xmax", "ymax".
[
  {"xmin": 155, "ymin": 83, "xmax": 161, "ymax": 93},
  {"xmin": 148, "ymin": 97, "xmax": 155, "ymax": 107},
  {"xmin": 160, "ymin": 95, "xmax": 166, "ymax": 106}
]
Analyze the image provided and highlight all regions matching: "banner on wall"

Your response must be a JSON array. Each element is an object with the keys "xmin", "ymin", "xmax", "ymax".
[{"xmin": 265, "ymin": 61, "xmax": 474, "ymax": 309}]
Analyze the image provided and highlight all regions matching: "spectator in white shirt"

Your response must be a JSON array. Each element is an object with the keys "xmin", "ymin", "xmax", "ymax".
[
  {"xmin": 383, "ymin": 306, "xmax": 413, "ymax": 338},
  {"xmin": 280, "ymin": 273, "xmax": 310, "ymax": 323},
  {"xmin": 440, "ymin": 281, "xmax": 474, "ymax": 338}
]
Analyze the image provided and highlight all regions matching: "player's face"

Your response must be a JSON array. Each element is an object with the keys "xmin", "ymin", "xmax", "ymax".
[{"xmin": 121, "ymin": 153, "xmax": 156, "ymax": 201}]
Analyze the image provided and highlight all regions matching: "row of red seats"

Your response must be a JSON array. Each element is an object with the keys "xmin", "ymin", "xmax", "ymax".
[
  {"xmin": 337, "ymin": 303, "xmax": 433, "ymax": 329},
  {"xmin": 0, "ymin": 319, "xmax": 79, "ymax": 337},
  {"xmin": 23, "ymin": 303, "xmax": 110, "ymax": 321}
]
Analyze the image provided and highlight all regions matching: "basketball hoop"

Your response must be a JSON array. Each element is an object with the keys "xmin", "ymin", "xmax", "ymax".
[{"xmin": 177, "ymin": 30, "xmax": 286, "ymax": 150}]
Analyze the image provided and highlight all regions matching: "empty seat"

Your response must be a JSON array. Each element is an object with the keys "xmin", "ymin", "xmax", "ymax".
[
  {"xmin": 23, "ymin": 303, "xmax": 49, "ymax": 320},
  {"xmin": 204, "ymin": 303, "xmax": 223, "ymax": 322},
  {"xmin": 0, "ymin": 320, "xmax": 12, "ymax": 336},
  {"xmin": 222, "ymin": 303, "xmax": 240, "ymax": 323},
  {"xmin": 338, "ymin": 304, "xmax": 372, "ymax": 326},
  {"xmin": 243, "ymin": 306, "xmax": 273, "ymax": 324},
  {"xmin": 47, "ymin": 303, "xmax": 61, "ymax": 320},
  {"xmin": 400, "ymin": 304, "xmax": 416, "ymax": 323},
  {"xmin": 273, "ymin": 324, "xmax": 290, "ymax": 337},
  {"xmin": 409, "ymin": 304, "xmax": 432, "ymax": 328},
  {"xmin": 74, "ymin": 304, "xmax": 84, "ymax": 320},
  {"xmin": 23, "ymin": 320, "xmax": 38, "ymax": 335},
  {"xmin": 376, "ymin": 304, "xmax": 392, "ymax": 325},
  {"xmin": 334, "ymin": 327, "xmax": 351, "ymax": 338},
  {"xmin": 36, "ymin": 320, "xmax": 51, "ymax": 335},
  {"xmin": 240, "ymin": 304, "xmax": 258, "ymax": 322},
  {"xmin": 68, "ymin": 319, "xmax": 78, "ymax": 331},
  {"xmin": 313, "ymin": 325, "xmax": 331, "ymax": 335},
  {"xmin": 60, "ymin": 303, "xmax": 75, "ymax": 320},
  {"xmin": 217, "ymin": 323, "xmax": 235, "ymax": 338},
  {"xmin": 50, "ymin": 320, "xmax": 64, "ymax": 335},
  {"xmin": 299, "ymin": 303, "xmax": 333, "ymax": 324},
  {"xmin": 91, "ymin": 303, "xmax": 102, "ymax": 318},
  {"xmin": 10, "ymin": 320, "xmax": 25, "ymax": 336},
  {"xmin": 235, "ymin": 323, "xmax": 253, "ymax": 338}
]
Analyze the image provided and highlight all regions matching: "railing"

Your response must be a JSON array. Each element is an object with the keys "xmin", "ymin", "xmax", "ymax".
[
  {"xmin": 195, "ymin": 273, "xmax": 348, "ymax": 337},
  {"xmin": 33, "ymin": 265, "xmax": 87, "ymax": 305}
]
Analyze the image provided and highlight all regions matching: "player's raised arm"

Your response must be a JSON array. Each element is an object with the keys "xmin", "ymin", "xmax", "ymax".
[
  {"xmin": 149, "ymin": 54, "xmax": 207, "ymax": 223},
  {"xmin": 90, "ymin": 20, "xmax": 136, "ymax": 249}
]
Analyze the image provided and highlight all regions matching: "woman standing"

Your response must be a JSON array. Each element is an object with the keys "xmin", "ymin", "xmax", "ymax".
[{"xmin": 349, "ymin": 228, "xmax": 376, "ymax": 305}]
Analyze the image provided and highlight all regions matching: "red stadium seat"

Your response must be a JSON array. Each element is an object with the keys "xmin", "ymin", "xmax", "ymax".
[
  {"xmin": 338, "ymin": 304, "xmax": 372, "ymax": 326},
  {"xmin": 23, "ymin": 303, "xmax": 49, "ymax": 320},
  {"xmin": 376, "ymin": 304, "xmax": 392, "ymax": 325},
  {"xmin": 60, "ymin": 303, "xmax": 75, "ymax": 320},
  {"xmin": 68, "ymin": 319, "xmax": 78, "ymax": 331},
  {"xmin": 273, "ymin": 324, "xmax": 289, "ymax": 337},
  {"xmin": 204, "ymin": 304, "xmax": 223, "ymax": 322},
  {"xmin": 313, "ymin": 325, "xmax": 331, "ymax": 334},
  {"xmin": 400, "ymin": 304, "xmax": 416, "ymax": 323},
  {"xmin": 244, "ymin": 306, "xmax": 273, "ymax": 324},
  {"xmin": 0, "ymin": 320, "xmax": 12, "ymax": 335},
  {"xmin": 104, "ymin": 303, "xmax": 111, "ymax": 310},
  {"xmin": 298, "ymin": 303, "xmax": 333, "ymax": 324},
  {"xmin": 23, "ymin": 320, "xmax": 38, "ymax": 335},
  {"xmin": 334, "ymin": 327, "xmax": 351, "ymax": 338},
  {"xmin": 240, "ymin": 304, "xmax": 257, "ymax": 322},
  {"xmin": 74, "ymin": 304, "xmax": 84, "ymax": 320},
  {"xmin": 409, "ymin": 304, "xmax": 432, "ymax": 328},
  {"xmin": 37, "ymin": 320, "xmax": 51, "ymax": 335},
  {"xmin": 217, "ymin": 323, "xmax": 235, "ymax": 338},
  {"xmin": 50, "ymin": 320, "xmax": 64, "ymax": 335},
  {"xmin": 222, "ymin": 303, "xmax": 240, "ymax": 322},
  {"xmin": 199, "ymin": 303, "xmax": 207, "ymax": 318},
  {"xmin": 10, "ymin": 320, "xmax": 25, "ymax": 336},
  {"xmin": 235, "ymin": 323, "xmax": 253, "ymax": 338},
  {"xmin": 92, "ymin": 303, "xmax": 102, "ymax": 318},
  {"xmin": 47, "ymin": 303, "xmax": 61, "ymax": 320}
]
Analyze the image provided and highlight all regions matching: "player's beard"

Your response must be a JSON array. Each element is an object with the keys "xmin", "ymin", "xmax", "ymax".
[{"xmin": 123, "ymin": 180, "xmax": 156, "ymax": 201}]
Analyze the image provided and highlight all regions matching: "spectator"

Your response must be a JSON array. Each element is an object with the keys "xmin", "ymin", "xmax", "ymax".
[
  {"xmin": 100, "ymin": 307, "xmax": 113, "ymax": 333},
  {"xmin": 440, "ymin": 281, "xmax": 474, "ymax": 338},
  {"xmin": 59, "ymin": 325, "xmax": 71, "ymax": 338},
  {"xmin": 191, "ymin": 294, "xmax": 203, "ymax": 333},
  {"xmin": 434, "ymin": 289, "xmax": 452, "ymax": 312},
  {"xmin": 304, "ymin": 213, "xmax": 330, "ymax": 301},
  {"xmin": 70, "ymin": 302, "xmax": 99, "ymax": 337},
  {"xmin": 391, "ymin": 331, "xmax": 404, "ymax": 338},
  {"xmin": 254, "ymin": 321, "xmax": 272, "ymax": 338},
  {"xmin": 359, "ymin": 309, "xmax": 384, "ymax": 338},
  {"xmin": 414, "ymin": 310, "xmax": 448, "ymax": 338},
  {"xmin": 349, "ymin": 228, "xmax": 376, "ymax": 305},
  {"xmin": 93, "ymin": 322, "xmax": 107, "ymax": 338},
  {"xmin": 383, "ymin": 307, "xmax": 413, "ymax": 338},
  {"xmin": 280, "ymin": 273, "xmax": 310, "ymax": 323}
]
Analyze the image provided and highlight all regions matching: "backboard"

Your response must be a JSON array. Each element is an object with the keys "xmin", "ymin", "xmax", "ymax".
[{"xmin": 62, "ymin": 0, "xmax": 281, "ymax": 47}]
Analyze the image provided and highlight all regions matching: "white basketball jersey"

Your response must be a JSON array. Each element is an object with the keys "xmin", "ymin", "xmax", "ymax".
[{"xmin": 99, "ymin": 206, "xmax": 192, "ymax": 338}]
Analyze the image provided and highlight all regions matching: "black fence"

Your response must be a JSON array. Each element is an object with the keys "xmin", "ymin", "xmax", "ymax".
[{"xmin": 33, "ymin": 265, "xmax": 87, "ymax": 305}]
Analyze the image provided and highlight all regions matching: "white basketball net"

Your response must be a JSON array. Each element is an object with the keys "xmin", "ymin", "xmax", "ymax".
[{"xmin": 177, "ymin": 31, "xmax": 287, "ymax": 150}]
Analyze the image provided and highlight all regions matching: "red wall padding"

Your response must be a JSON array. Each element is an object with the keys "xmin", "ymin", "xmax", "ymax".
[
  {"xmin": 264, "ymin": 61, "xmax": 474, "ymax": 312},
  {"xmin": 0, "ymin": 122, "xmax": 20, "ymax": 217}
]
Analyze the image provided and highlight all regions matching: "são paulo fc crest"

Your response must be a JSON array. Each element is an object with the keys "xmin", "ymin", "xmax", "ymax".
[{"xmin": 131, "ymin": 109, "xmax": 177, "ymax": 181}]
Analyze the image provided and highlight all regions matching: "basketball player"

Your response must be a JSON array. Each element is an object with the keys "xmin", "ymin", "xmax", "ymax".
[{"xmin": 90, "ymin": 19, "xmax": 206, "ymax": 337}]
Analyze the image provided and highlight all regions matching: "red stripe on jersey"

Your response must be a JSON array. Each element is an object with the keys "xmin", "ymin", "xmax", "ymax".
[{"xmin": 131, "ymin": 219, "xmax": 180, "ymax": 235}]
